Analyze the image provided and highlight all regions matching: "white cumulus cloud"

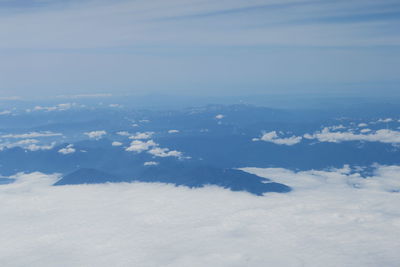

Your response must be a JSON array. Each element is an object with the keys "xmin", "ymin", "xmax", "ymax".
[
  {"xmin": 253, "ymin": 131, "xmax": 302, "ymax": 146},
  {"xmin": 126, "ymin": 140, "xmax": 157, "ymax": 153},
  {"xmin": 116, "ymin": 131, "xmax": 130, "ymax": 136},
  {"xmin": 58, "ymin": 144, "xmax": 76, "ymax": 155},
  {"xmin": 125, "ymin": 139, "xmax": 185, "ymax": 159},
  {"xmin": 129, "ymin": 132, "xmax": 154, "ymax": 140},
  {"xmin": 111, "ymin": 141, "xmax": 123, "ymax": 146},
  {"xmin": 0, "ymin": 110, "xmax": 11, "ymax": 115},
  {"xmin": 148, "ymin": 147, "xmax": 183, "ymax": 158},
  {"xmin": 305, "ymin": 128, "xmax": 400, "ymax": 144},
  {"xmin": 84, "ymin": 130, "xmax": 107, "ymax": 140},
  {"xmin": 144, "ymin": 161, "xmax": 159, "ymax": 166},
  {"xmin": 0, "ymin": 139, "xmax": 56, "ymax": 151}
]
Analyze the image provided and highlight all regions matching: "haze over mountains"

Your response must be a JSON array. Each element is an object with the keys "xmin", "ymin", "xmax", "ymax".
[{"xmin": 1, "ymin": 96, "xmax": 400, "ymax": 195}]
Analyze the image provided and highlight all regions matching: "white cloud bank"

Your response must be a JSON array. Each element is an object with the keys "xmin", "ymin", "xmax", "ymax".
[
  {"xmin": 0, "ymin": 166, "xmax": 399, "ymax": 267},
  {"xmin": 304, "ymin": 128, "xmax": 400, "ymax": 144},
  {"xmin": 253, "ymin": 131, "xmax": 302, "ymax": 146}
]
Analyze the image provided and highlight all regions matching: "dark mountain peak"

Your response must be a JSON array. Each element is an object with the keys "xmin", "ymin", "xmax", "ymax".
[{"xmin": 54, "ymin": 168, "xmax": 120, "ymax": 185}]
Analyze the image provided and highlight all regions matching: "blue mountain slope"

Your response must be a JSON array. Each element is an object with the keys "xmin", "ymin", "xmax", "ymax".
[
  {"xmin": 1, "ymin": 103, "xmax": 400, "ymax": 195},
  {"xmin": 55, "ymin": 166, "xmax": 291, "ymax": 195},
  {"xmin": 54, "ymin": 168, "xmax": 121, "ymax": 185},
  {"xmin": 0, "ymin": 178, "xmax": 14, "ymax": 185}
]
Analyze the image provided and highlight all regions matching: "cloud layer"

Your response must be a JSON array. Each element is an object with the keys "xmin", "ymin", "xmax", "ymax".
[{"xmin": 0, "ymin": 166, "xmax": 399, "ymax": 266}]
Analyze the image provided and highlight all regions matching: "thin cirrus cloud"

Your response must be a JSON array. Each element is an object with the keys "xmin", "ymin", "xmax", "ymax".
[
  {"xmin": 1, "ymin": 0, "xmax": 399, "ymax": 49},
  {"xmin": 0, "ymin": 166, "xmax": 399, "ymax": 266},
  {"xmin": 0, "ymin": 131, "xmax": 62, "ymax": 139},
  {"xmin": 0, "ymin": 0, "xmax": 399, "ymax": 97}
]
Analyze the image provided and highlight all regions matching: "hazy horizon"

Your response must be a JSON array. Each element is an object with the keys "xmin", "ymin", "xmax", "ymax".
[{"xmin": 1, "ymin": 0, "xmax": 399, "ymax": 98}]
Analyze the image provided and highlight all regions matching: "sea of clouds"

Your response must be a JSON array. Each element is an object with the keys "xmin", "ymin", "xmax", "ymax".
[{"xmin": 0, "ymin": 166, "xmax": 399, "ymax": 267}]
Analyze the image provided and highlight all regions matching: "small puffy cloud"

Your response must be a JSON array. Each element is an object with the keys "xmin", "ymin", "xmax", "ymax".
[
  {"xmin": 32, "ymin": 103, "xmax": 76, "ymax": 112},
  {"xmin": 0, "ymin": 110, "xmax": 11, "ymax": 115},
  {"xmin": 129, "ymin": 132, "xmax": 153, "ymax": 140},
  {"xmin": 112, "ymin": 141, "xmax": 123, "ymax": 146},
  {"xmin": 12, "ymin": 139, "xmax": 38, "ymax": 146},
  {"xmin": 84, "ymin": 131, "xmax": 107, "ymax": 140},
  {"xmin": 58, "ymin": 144, "xmax": 76, "ymax": 155},
  {"xmin": 26, "ymin": 143, "xmax": 56, "ymax": 151},
  {"xmin": 328, "ymin": 125, "xmax": 346, "ymax": 131},
  {"xmin": 125, "ymin": 139, "xmax": 186, "ymax": 159},
  {"xmin": 305, "ymin": 128, "xmax": 400, "ymax": 144},
  {"xmin": 148, "ymin": 147, "xmax": 183, "ymax": 158},
  {"xmin": 254, "ymin": 131, "xmax": 302, "ymax": 146},
  {"xmin": 116, "ymin": 131, "xmax": 130, "ymax": 136},
  {"xmin": 358, "ymin": 123, "xmax": 368, "ymax": 127},
  {"xmin": 0, "ymin": 131, "xmax": 62, "ymax": 139},
  {"xmin": 144, "ymin": 161, "xmax": 159, "ymax": 166},
  {"xmin": 126, "ymin": 140, "xmax": 157, "ymax": 153},
  {"xmin": 360, "ymin": 128, "xmax": 371, "ymax": 133},
  {"xmin": 57, "ymin": 94, "xmax": 112, "ymax": 99},
  {"xmin": 168, "ymin": 130, "xmax": 179, "ymax": 134},
  {"xmin": 377, "ymin": 118, "xmax": 393, "ymax": 123},
  {"xmin": 215, "ymin": 114, "xmax": 224, "ymax": 119},
  {"xmin": 0, "ymin": 139, "xmax": 36, "ymax": 150},
  {"xmin": 0, "ymin": 139, "xmax": 56, "ymax": 151},
  {"xmin": 109, "ymin": 104, "xmax": 121, "ymax": 108}
]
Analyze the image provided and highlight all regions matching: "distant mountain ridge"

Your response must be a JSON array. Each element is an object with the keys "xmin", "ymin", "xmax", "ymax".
[{"xmin": 55, "ymin": 166, "xmax": 291, "ymax": 195}]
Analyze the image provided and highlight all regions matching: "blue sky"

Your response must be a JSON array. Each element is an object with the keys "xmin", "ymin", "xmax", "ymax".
[{"xmin": 0, "ymin": 0, "xmax": 399, "ymax": 98}]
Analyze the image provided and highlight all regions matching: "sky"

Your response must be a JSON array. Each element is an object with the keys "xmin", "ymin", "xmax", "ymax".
[{"xmin": 0, "ymin": 0, "xmax": 400, "ymax": 98}]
